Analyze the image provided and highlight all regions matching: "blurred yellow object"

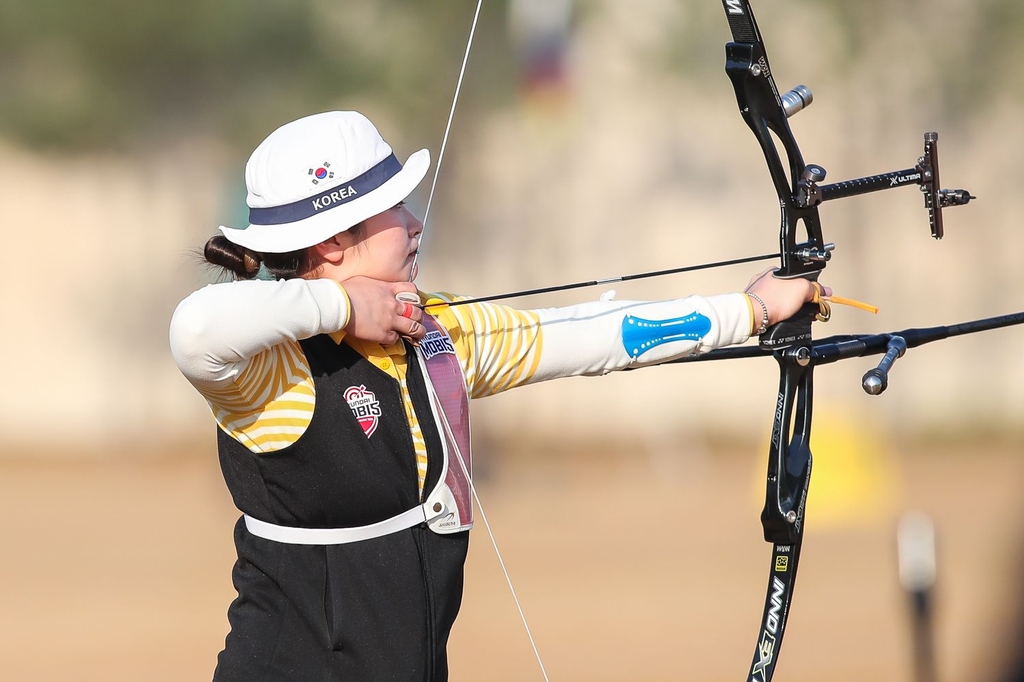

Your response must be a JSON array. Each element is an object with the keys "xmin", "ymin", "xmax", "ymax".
[{"xmin": 754, "ymin": 408, "xmax": 900, "ymax": 530}]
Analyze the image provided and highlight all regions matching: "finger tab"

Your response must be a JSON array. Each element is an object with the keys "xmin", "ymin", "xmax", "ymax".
[{"xmin": 395, "ymin": 291, "xmax": 420, "ymax": 304}]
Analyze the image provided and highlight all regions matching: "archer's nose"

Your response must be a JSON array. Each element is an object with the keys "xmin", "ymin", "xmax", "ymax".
[{"xmin": 407, "ymin": 210, "xmax": 423, "ymax": 238}]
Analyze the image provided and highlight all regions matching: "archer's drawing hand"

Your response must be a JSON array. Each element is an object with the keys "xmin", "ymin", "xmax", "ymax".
[
  {"xmin": 745, "ymin": 268, "xmax": 831, "ymax": 329},
  {"xmin": 341, "ymin": 277, "xmax": 426, "ymax": 345}
]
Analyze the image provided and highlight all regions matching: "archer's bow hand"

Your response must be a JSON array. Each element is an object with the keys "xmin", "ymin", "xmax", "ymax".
[{"xmin": 743, "ymin": 268, "xmax": 832, "ymax": 333}]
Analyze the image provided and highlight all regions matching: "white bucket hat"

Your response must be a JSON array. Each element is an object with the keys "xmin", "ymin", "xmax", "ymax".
[{"xmin": 219, "ymin": 111, "xmax": 430, "ymax": 254}]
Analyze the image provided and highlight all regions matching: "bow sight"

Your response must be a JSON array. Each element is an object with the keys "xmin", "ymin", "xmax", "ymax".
[{"xmin": 795, "ymin": 131, "xmax": 976, "ymax": 240}]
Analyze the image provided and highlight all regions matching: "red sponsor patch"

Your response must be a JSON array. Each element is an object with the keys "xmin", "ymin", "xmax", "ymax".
[{"xmin": 344, "ymin": 385, "xmax": 381, "ymax": 438}]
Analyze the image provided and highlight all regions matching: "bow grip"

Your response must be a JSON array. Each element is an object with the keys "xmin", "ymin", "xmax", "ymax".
[
  {"xmin": 758, "ymin": 270, "xmax": 823, "ymax": 350},
  {"xmin": 758, "ymin": 302, "xmax": 815, "ymax": 349}
]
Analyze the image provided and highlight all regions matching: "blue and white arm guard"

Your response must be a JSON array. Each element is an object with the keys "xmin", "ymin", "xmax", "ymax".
[{"xmin": 527, "ymin": 292, "xmax": 752, "ymax": 383}]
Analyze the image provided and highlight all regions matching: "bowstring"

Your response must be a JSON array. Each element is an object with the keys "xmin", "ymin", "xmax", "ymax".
[
  {"xmin": 430, "ymin": 385, "xmax": 551, "ymax": 682},
  {"xmin": 461, "ymin": 461, "xmax": 552, "ymax": 682},
  {"xmin": 411, "ymin": 0, "xmax": 484, "ymax": 276},
  {"xmin": 417, "ymin": 3, "xmax": 552, "ymax": 679}
]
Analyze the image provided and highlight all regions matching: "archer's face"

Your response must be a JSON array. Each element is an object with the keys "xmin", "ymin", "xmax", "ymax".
[{"xmin": 336, "ymin": 203, "xmax": 423, "ymax": 283}]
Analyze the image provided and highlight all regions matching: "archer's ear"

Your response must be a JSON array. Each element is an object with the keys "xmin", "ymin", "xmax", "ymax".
[{"xmin": 312, "ymin": 233, "xmax": 347, "ymax": 264}]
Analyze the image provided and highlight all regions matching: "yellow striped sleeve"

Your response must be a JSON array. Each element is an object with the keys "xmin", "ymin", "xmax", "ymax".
[
  {"xmin": 198, "ymin": 339, "xmax": 317, "ymax": 453},
  {"xmin": 425, "ymin": 293, "xmax": 543, "ymax": 399}
]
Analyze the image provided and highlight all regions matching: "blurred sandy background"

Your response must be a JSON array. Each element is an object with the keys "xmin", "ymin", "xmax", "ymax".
[{"xmin": 2, "ymin": 1, "xmax": 1023, "ymax": 680}]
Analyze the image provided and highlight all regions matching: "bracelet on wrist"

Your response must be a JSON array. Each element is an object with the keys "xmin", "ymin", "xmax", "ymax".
[{"xmin": 747, "ymin": 293, "xmax": 770, "ymax": 335}]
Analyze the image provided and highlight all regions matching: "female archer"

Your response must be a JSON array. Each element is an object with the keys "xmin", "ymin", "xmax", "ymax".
[{"xmin": 169, "ymin": 110, "xmax": 826, "ymax": 681}]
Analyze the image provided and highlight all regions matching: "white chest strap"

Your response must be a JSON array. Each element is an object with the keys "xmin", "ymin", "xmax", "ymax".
[{"xmin": 243, "ymin": 500, "xmax": 448, "ymax": 546}]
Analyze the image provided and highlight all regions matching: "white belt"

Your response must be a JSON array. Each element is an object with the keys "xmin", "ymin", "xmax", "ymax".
[{"xmin": 243, "ymin": 500, "xmax": 448, "ymax": 546}]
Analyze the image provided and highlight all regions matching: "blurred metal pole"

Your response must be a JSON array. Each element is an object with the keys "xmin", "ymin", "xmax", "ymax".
[{"xmin": 898, "ymin": 511, "xmax": 938, "ymax": 682}]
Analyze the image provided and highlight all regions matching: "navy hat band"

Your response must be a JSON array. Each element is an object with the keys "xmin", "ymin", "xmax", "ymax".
[{"xmin": 248, "ymin": 153, "xmax": 402, "ymax": 226}]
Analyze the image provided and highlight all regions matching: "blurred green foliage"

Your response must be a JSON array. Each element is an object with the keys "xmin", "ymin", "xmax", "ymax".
[
  {"xmin": 811, "ymin": 0, "xmax": 1024, "ymax": 119},
  {"xmin": 662, "ymin": 0, "xmax": 1024, "ymax": 123},
  {"xmin": 2, "ymin": 0, "xmax": 1022, "ymax": 153},
  {"xmin": 0, "ymin": 0, "xmax": 513, "ymax": 152}
]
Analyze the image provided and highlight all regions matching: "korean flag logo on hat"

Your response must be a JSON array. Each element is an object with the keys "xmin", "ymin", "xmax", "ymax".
[{"xmin": 308, "ymin": 161, "xmax": 335, "ymax": 186}]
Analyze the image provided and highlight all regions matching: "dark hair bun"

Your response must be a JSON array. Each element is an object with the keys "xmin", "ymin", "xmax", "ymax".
[{"xmin": 204, "ymin": 235, "xmax": 260, "ymax": 279}]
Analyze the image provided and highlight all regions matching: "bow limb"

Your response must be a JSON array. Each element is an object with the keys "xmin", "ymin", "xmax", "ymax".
[
  {"xmin": 719, "ymin": 2, "xmax": 820, "ymax": 680},
  {"xmin": 722, "ymin": 0, "xmax": 829, "ymax": 345}
]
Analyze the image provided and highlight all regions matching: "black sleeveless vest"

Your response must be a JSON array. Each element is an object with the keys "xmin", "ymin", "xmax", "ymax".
[{"xmin": 213, "ymin": 335, "xmax": 470, "ymax": 682}]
